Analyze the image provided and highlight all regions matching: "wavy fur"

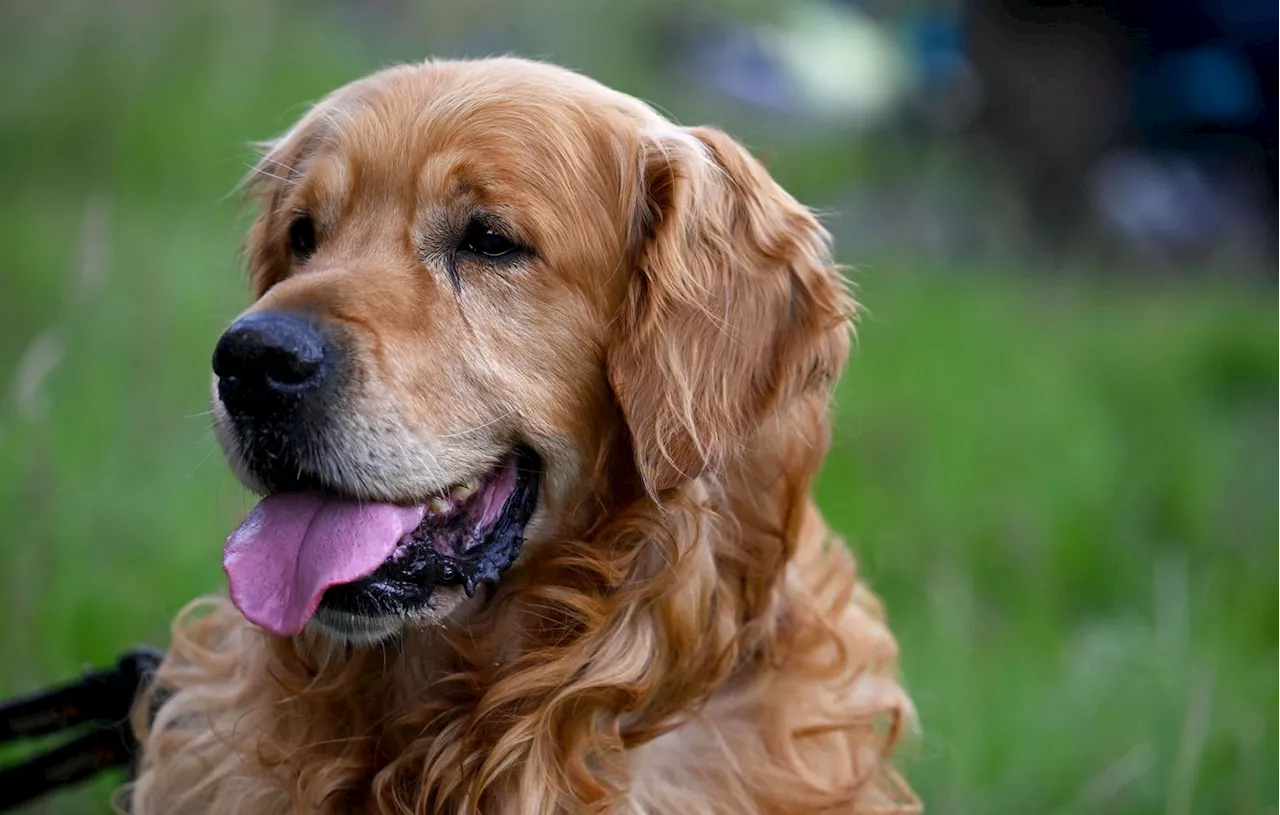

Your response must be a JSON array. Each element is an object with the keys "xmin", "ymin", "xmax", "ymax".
[{"xmin": 126, "ymin": 57, "xmax": 917, "ymax": 814}]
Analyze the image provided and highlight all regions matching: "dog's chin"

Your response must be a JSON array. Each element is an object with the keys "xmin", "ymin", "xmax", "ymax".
[
  {"xmin": 307, "ymin": 588, "xmax": 472, "ymax": 645},
  {"xmin": 308, "ymin": 608, "xmax": 408, "ymax": 646}
]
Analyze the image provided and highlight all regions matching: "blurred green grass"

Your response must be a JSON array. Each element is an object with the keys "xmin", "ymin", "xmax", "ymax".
[{"xmin": 1, "ymin": 3, "xmax": 1275, "ymax": 814}]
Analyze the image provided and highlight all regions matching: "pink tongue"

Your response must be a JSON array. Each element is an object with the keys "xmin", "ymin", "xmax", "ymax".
[{"xmin": 223, "ymin": 493, "xmax": 426, "ymax": 636}]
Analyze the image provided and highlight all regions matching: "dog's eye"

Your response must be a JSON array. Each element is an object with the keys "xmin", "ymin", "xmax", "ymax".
[
  {"xmin": 459, "ymin": 221, "xmax": 517, "ymax": 258},
  {"xmin": 289, "ymin": 215, "xmax": 317, "ymax": 259}
]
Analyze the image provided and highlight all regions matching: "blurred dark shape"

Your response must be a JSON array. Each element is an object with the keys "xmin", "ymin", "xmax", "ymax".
[{"xmin": 964, "ymin": 0, "xmax": 1277, "ymax": 264}]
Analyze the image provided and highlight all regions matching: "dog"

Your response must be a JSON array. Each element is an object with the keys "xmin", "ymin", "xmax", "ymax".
[{"xmin": 126, "ymin": 57, "xmax": 916, "ymax": 815}]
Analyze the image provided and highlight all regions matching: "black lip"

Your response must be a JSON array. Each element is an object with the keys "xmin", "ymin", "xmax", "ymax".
[{"xmin": 317, "ymin": 447, "xmax": 541, "ymax": 619}]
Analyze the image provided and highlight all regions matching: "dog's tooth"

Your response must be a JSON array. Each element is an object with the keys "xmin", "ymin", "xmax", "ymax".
[
  {"xmin": 428, "ymin": 496, "xmax": 451, "ymax": 514},
  {"xmin": 451, "ymin": 479, "xmax": 480, "ymax": 502}
]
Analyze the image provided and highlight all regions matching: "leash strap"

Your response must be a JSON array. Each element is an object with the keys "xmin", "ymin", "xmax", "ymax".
[{"xmin": 0, "ymin": 646, "xmax": 163, "ymax": 812}]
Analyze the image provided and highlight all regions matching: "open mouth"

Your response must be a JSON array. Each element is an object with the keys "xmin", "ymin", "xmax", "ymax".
[{"xmin": 222, "ymin": 448, "xmax": 540, "ymax": 637}]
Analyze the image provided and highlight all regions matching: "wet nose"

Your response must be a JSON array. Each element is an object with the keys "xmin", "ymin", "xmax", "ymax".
[{"xmin": 213, "ymin": 311, "xmax": 329, "ymax": 415}]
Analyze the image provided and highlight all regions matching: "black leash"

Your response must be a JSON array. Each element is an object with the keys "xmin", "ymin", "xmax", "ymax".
[{"xmin": 0, "ymin": 646, "xmax": 163, "ymax": 812}]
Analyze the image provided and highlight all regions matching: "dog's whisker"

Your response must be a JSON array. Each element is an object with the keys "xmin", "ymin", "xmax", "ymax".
[
  {"xmin": 184, "ymin": 445, "xmax": 218, "ymax": 480},
  {"xmin": 435, "ymin": 412, "xmax": 515, "ymax": 440},
  {"xmin": 243, "ymin": 164, "xmax": 297, "ymax": 187},
  {"xmin": 256, "ymin": 155, "xmax": 300, "ymax": 175}
]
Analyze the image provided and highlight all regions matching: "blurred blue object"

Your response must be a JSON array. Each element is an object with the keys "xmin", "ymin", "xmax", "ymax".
[
  {"xmin": 904, "ymin": 13, "xmax": 966, "ymax": 93},
  {"xmin": 1136, "ymin": 41, "xmax": 1262, "ymax": 129}
]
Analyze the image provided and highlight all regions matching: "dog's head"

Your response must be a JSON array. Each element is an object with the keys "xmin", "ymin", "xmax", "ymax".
[{"xmin": 212, "ymin": 58, "xmax": 851, "ymax": 644}]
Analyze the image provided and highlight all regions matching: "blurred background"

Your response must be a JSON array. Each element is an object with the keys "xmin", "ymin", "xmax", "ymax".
[{"xmin": 0, "ymin": 0, "xmax": 1274, "ymax": 812}]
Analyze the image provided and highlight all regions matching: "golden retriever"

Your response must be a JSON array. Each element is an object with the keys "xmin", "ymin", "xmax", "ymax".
[{"xmin": 127, "ymin": 57, "xmax": 916, "ymax": 814}]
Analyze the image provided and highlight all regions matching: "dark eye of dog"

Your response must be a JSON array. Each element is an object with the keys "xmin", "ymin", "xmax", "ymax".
[
  {"xmin": 289, "ymin": 215, "xmax": 317, "ymax": 259},
  {"xmin": 459, "ymin": 220, "xmax": 517, "ymax": 258}
]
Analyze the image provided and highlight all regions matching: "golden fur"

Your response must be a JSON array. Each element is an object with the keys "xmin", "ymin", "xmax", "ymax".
[{"xmin": 126, "ymin": 57, "xmax": 917, "ymax": 814}]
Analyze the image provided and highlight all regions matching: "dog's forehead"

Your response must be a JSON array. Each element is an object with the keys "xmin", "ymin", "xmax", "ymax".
[
  {"xmin": 279, "ymin": 61, "xmax": 652, "ymax": 253},
  {"xmin": 317, "ymin": 61, "xmax": 644, "ymax": 192}
]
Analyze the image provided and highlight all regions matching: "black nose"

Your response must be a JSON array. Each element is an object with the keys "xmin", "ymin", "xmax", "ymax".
[{"xmin": 213, "ymin": 311, "xmax": 329, "ymax": 415}]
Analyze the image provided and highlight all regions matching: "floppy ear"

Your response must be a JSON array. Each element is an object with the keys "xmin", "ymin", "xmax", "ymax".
[{"xmin": 608, "ymin": 126, "xmax": 853, "ymax": 493}]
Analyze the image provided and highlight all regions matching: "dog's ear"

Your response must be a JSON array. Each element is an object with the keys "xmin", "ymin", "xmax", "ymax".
[{"xmin": 608, "ymin": 126, "xmax": 853, "ymax": 493}]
